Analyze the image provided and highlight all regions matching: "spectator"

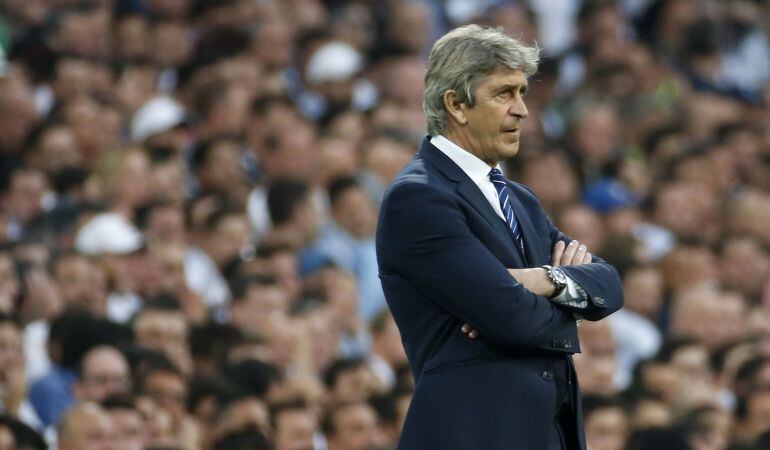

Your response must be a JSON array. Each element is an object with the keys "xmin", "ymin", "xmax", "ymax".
[
  {"xmin": 323, "ymin": 357, "xmax": 378, "ymax": 404},
  {"xmin": 316, "ymin": 176, "xmax": 384, "ymax": 320},
  {"xmin": 270, "ymin": 398, "xmax": 318, "ymax": 450},
  {"xmin": 582, "ymin": 395, "xmax": 629, "ymax": 450},
  {"xmin": 368, "ymin": 310, "xmax": 407, "ymax": 391},
  {"xmin": 0, "ymin": 315, "xmax": 40, "ymax": 430},
  {"xmin": 73, "ymin": 345, "xmax": 131, "ymax": 403},
  {"xmin": 133, "ymin": 297, "xmax": 191, "ymax": 375},
  {"xmin": 322, "ymin": 401, "xmax": 380, "ymax": 450},
  {"xmin": 57, "ymin": 402, "xmax": 116, "ymax": 450},
  {"xmin": 101, "ymin": 395, "xmax": 146, "ymax": 450}
]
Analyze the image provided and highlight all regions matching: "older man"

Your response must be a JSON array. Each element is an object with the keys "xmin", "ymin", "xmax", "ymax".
[
  {"xmin": 376, "ymin": 25, "xmax": 623, "ymax": 450},
  {"xmin": 58, "ymin": 402, "xmax": 116, "ymax": 450},
  {"xmin": 73, "ymin": 345, "xmax": 131, "ymax": 403}
]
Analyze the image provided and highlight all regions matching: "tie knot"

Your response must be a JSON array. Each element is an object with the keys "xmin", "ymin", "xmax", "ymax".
[{"xmin": 488, "ymin": 168, "xmax": 504, "ymax": 181}]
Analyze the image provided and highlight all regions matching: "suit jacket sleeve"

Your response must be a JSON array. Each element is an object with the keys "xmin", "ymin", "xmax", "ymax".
[
  {"xmin": 377, "ymin": 180, "xmax": 578, "ymax": 353},
  {"xmin": 534, "ymin": 193, "xmax": 624, "ymax": 321}
]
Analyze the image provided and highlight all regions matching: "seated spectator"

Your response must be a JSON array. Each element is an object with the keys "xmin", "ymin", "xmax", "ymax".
[
  {"xmin": 582, "ymin": 395, "xmax": 629, "ymax": 450},
  {"xmin": 133, "ymin": 296, "xmax": 192, "ymax": 375},
  {"xmin": 213, "ymin": 426, "xmax": 275, "ymax": 450},
  {"xmin": 74, "ymin": 345, "xmax": 131, "ymax": 403},
  {"xmin": 270, "ymin": 398, "xmax": 318, "ymax": 450},
  {"xmin": 101, "ymin": 395, "xmax": 145, "ymax": 450},
  {"xmin": 0, "ymin": 314, "xmax": 40, "ymax": 430},
  {"xmin": 323, "ymin": 357, "xmax": 379, "ymax": 404},
  {"xmin": 316, "ymin": 176, "xmax": 384, "ymax": 321},
  {"xmin": 57, "ymin": 402, "xmax": 116, "ymax": 450},
  {"xmin": 139, "ymin": 359, "xmax": 200, "ymax": 450},
  {"xmin": 321, "ymin": 400, "xmax": 381, "ymax": 450},
  {"xmin": 368, "ymin": 310, "xmax": 408, "ymax": 392}
]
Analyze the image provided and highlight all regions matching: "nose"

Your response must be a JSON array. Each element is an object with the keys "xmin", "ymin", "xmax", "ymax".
[{"xmin": 509, "ymin": 95, "xmax": 528, "ymax": 119}]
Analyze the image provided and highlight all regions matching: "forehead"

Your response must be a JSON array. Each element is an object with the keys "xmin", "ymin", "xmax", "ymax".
[{"xmin": 479, "ymin": 68, "xmax": 527, "ymax": 90}]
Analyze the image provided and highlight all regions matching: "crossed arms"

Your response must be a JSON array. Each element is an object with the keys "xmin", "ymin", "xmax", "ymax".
[{"xmin": 376, "ymin": 181, "xmax": 623, "ymax": 352}]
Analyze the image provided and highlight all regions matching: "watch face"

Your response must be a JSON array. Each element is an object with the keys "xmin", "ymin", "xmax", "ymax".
[{"xmin": 552, "ymin": 267, "xmax": 567, "ymax": 284}]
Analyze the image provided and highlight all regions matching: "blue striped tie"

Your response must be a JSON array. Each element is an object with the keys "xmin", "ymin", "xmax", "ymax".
[{"xmin": 489, "ymin": 168, "xmax": 525, "ymax": 253}]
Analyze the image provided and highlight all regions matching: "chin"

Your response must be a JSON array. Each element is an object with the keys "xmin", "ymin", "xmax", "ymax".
[{"xmin": 498, "ymin": 144, "xmax": 520, "ymax": 160}]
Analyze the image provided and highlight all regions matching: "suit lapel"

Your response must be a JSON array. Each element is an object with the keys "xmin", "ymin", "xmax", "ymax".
[
  {"xmin": 419, "ymin": 138, "xmax": 526, "ymax": 267},
  {"xmin": 509, "ymin": 182, "xmax": 542, "ymax": 266}
]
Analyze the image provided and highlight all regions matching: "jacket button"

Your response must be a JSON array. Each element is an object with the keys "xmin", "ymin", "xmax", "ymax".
[
  {"xmin": 562, "ymin": 339, "xmax": 572, "ymax": 349},
  {"xmin": 594, "ymin": 297, "xmax": 605, "ymax": 305},
  {"xmin": 541, "ymin": 371, "xmax": 553, "ymax": 381}
]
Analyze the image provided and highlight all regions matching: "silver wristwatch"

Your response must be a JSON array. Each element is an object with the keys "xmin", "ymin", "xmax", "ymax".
[{"xmin": 542, "ymin": 265, "xmax": 567, "ymax": 298}]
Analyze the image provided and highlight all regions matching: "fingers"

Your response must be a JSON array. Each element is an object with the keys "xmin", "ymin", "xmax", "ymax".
[
  {"xmin": 573, "ymin": 244, "xmax": 588, "ymax": 265},
  {"xmin": 559, "ymin": 240, "xmax": 593, "ymax": 265},
  {"xmin": 551, "ymin": 240, "xmax": 566, "ymax": 267},
  {"xmin": 560, "ymin": 240, "xmax": 579, "ymax": 266},
  {"xmin": 461, "ymin": 324, "xmax": 478, "ymax": 339}
]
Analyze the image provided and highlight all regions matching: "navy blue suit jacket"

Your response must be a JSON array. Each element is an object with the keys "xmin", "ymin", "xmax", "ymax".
[{"xmin": 376, "ymin": 138, "xmax": 623, "ymax": 450}]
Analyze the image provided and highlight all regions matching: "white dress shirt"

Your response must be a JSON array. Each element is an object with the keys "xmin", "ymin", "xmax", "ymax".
[{"xmin": 431, "ymin": 135, "xmax": 507, "ymax": 220}]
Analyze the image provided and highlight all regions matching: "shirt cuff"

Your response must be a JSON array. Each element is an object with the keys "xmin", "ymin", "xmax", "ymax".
[{"xmin": 550, "ymin": 274, "xmax": 588, "ymax": 309}]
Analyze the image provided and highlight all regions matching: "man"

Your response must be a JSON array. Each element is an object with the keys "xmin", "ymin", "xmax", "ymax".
[
  {"xmin": 581, "ymin": 395, "xmax": 629, "ymax": 450},
  {"xmin": 322, "ymin": 401, "xmax": 381, "ymax": 450},
  {"xmin": 101, "ymin": 395, "xmax": 145, "ymax": 450},
  {"xmin": 57, "ymin": 402, "xmax": 116, "ymax": 450},
  {"xmin": 133, "ymin": 298, "xmax": 191, "ymax": 374},
  {"xmin": 271, "ymin": 399, "xmax": 318, "ymax": 450},
  {"xmin": 74, "ymin": 345, "xmax": 131, "ymax": 403},
  {"xmin": 376, "ymin": 25, "xmax": 623, "ymax": 449},
  {"xmin": 0, "ymin": 315, "xmax": 41, "ymax": 431},
  {"xmin": 316, "ymin": 176, "xmax": 385, "ymax": 320}
]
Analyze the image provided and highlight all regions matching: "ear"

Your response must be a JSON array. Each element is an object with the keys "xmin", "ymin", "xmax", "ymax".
[{"xmin": 443, "ymin": 90, "xmax": 468, "ymax": 126}]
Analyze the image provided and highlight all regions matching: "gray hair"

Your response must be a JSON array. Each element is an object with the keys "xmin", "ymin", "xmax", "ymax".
[{"xmin": 423, "ymin": 25, "xmax": 540, "ymax": 136}]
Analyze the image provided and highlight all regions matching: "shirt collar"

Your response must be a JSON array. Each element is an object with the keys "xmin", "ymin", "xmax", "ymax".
[{"xmin": 430, "ymin": 135, "xmax": 500, "ymax": 184}]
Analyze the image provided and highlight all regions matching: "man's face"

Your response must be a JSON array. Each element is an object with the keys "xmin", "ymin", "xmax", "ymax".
[
  {"xmin": 134, "ymin": 311, "xmax": 191, "ymax": 373},
  {"xmin": 0, "ymin": 322, "xmax": 23, "ymax": 388},
  {"xmin": 56, "ymin": 255, "xmax": 107, "ymax": 314},
  {"xmin": 584, "ymin": 407, "xmax": 628, "ymax": 450},
  {"xmin": 77, "ymin": 348, "xmax": 131, "ymax": 402},
  {"xmin": 135, "ymin": 311, "xmax": 188, "ymax": 354},
  {"xmin": 110, "ymin": 409, "xmax": 145, "ymax": 450},
  {"xmin": 459, "ymin": 69, "xmax": 528, "ymax": 166},
  {"xmin": 61, "ymin": 409, "xmax": 117, "ymax": 450},
  {"xmin": 275, "ymin": 408, "xmax": 317, "ymax": 450},
  {"xmin": 329, "ymin": 403, "xmax": 379, "ymax": 450},
  {"xmin": 332, "ymin": 187, "xmax": 375, "ymax": 239},
  {"xmin": 332, "ymin": 366, "xmax": 375, "ymax": 403},
  {"xmin": 143, "ymin": 371, "xmax": 187, "ymax": 420}
]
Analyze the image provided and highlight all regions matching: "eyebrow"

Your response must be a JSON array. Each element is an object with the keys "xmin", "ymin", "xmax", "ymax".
[{"xmin": 494, "ymin": 83, "xmax": 528, "ymax": 92}]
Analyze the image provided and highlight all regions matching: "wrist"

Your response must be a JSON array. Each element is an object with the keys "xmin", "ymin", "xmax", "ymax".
[
  {"xmin": 542, "ymin": 265, "xmax": 567, "ymax": 299},
  {"xmin": 528, "ymin": 267, "xmax": 555, "ymax": 297}
]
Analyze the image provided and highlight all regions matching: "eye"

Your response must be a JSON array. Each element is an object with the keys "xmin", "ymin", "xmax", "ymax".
[{"xmin": 496, "ymin": 90, "xmax": 511, "ymax": 99}]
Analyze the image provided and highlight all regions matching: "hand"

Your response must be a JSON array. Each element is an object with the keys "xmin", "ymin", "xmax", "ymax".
[{"xmin": 551, "ymin": 240, "xmax": 592, "ymax": 267}]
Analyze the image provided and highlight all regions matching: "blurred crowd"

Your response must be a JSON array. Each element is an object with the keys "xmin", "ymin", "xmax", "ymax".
[{"xmin": 0, "ymin": 0, "xmax": 768, "ymax": 449}]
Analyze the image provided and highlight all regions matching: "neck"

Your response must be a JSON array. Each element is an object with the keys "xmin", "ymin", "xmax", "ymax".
[{"xmin": 441, "ymin": 128, "xmax": 497, "ymax": 168}]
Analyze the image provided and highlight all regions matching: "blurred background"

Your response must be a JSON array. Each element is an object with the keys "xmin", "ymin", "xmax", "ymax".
[{"xmin": 0, "ymin": 0, "xmax": 768, "ymax": 449}]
